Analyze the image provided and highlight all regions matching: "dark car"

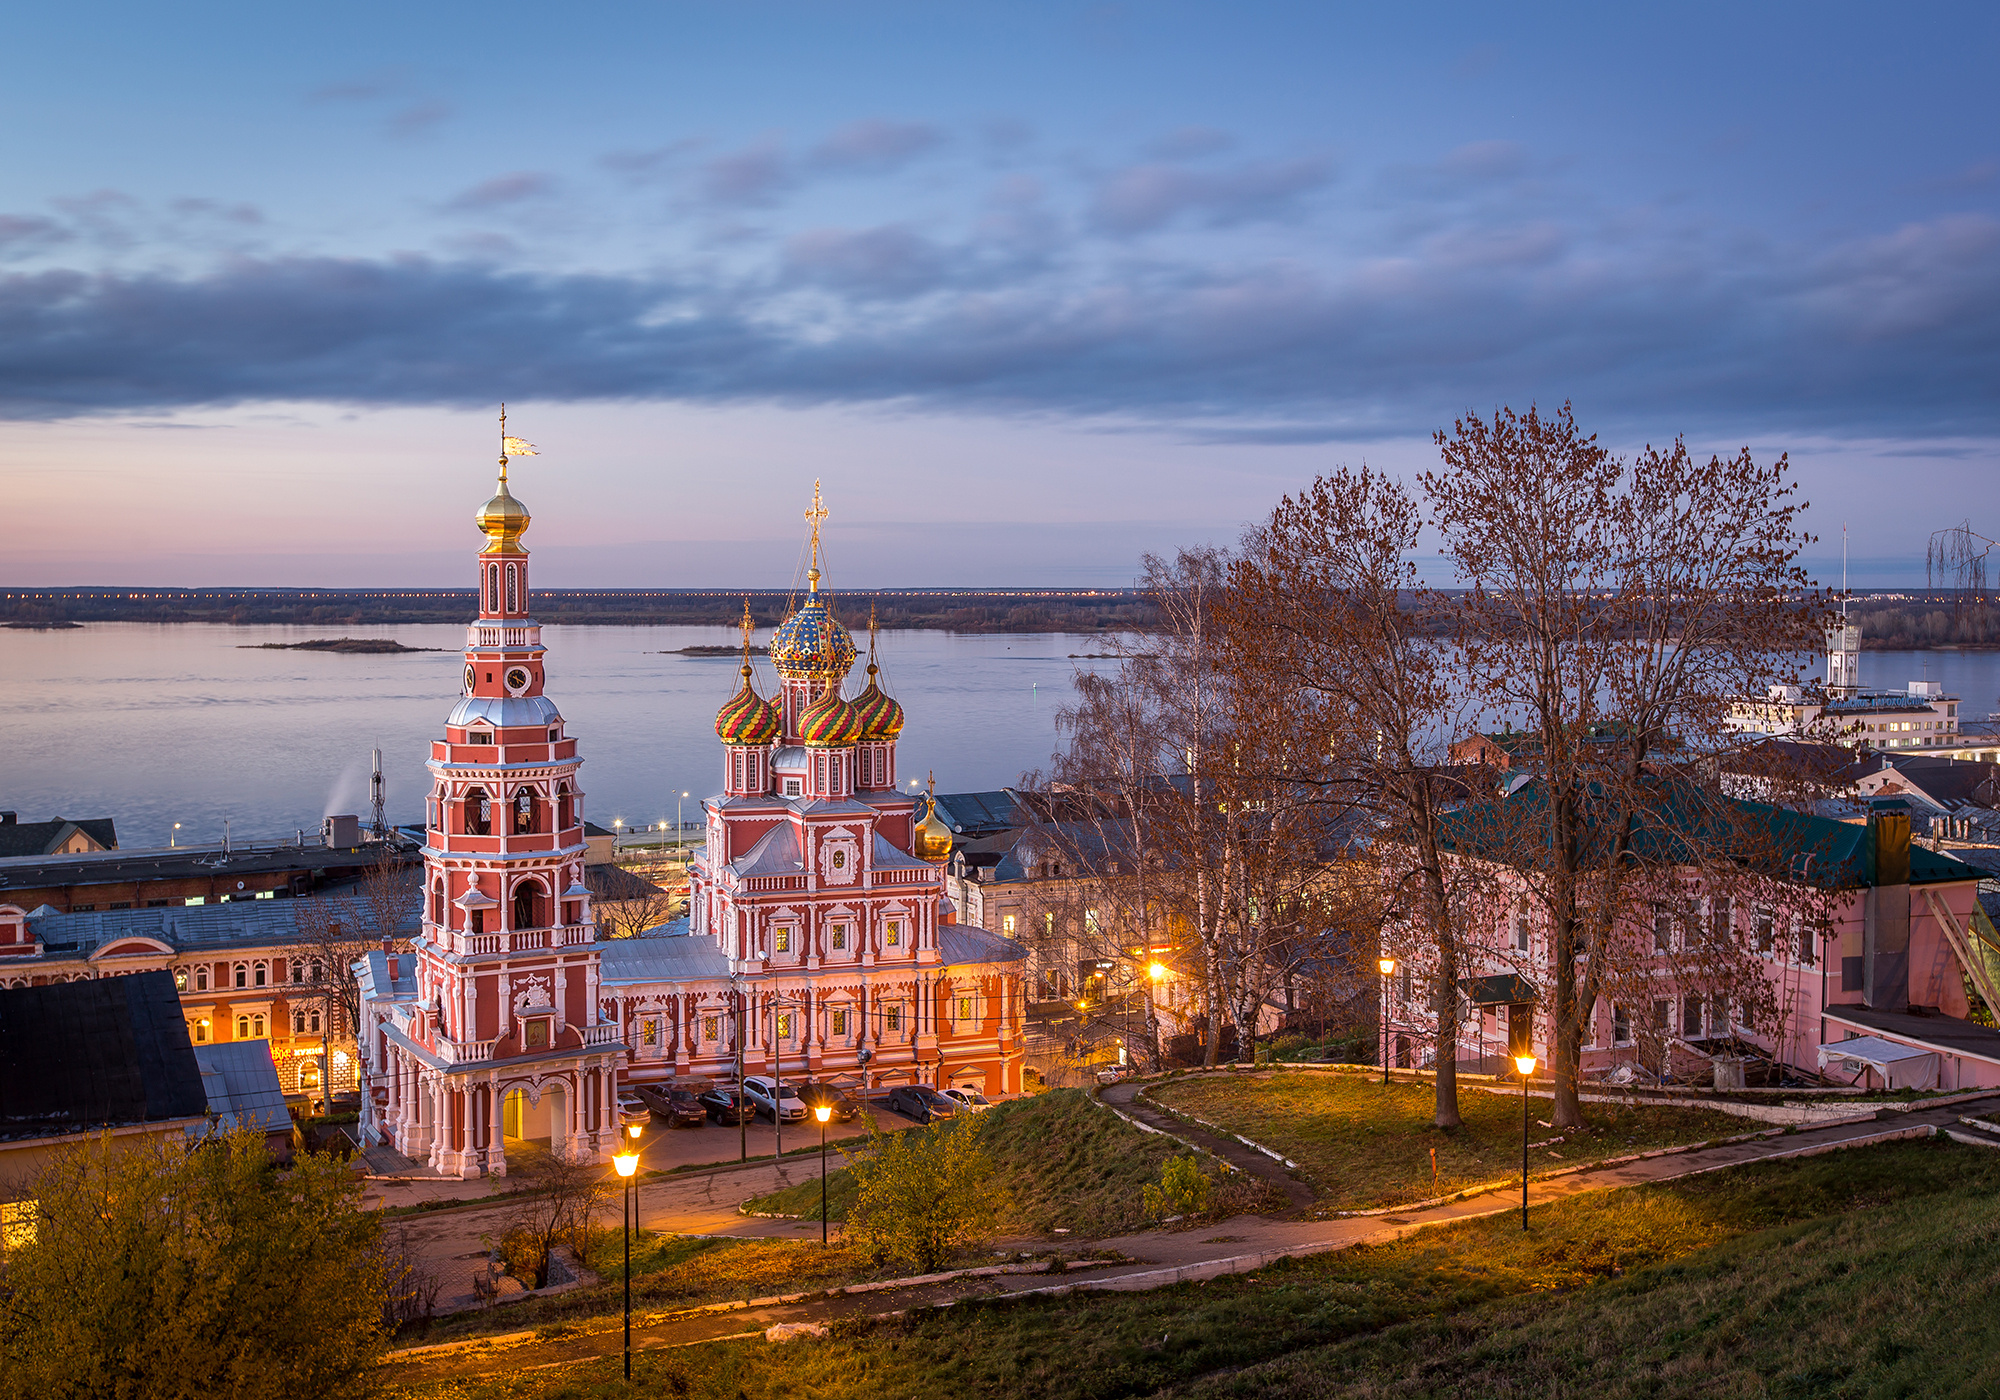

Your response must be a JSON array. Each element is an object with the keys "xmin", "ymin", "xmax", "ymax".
[
  {"xmin": 884, "ymin": 1085, "xmax": 959, "ymax": 1124},
  {"xmin": 798, "ymin": 1081, "xmax": 863, "ymax": 1123},
  {"xmin": 697, "ymin": 1085, "xmax": 751, "ymax": 1125},
  {"xmin": 636, "ymin": 1083, "xmax": 708, "ymax": 1127}
]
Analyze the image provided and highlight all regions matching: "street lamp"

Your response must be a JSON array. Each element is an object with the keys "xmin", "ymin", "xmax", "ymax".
[
  {"xmin": 612, "ymin": 1142, "xmax": 640, "ymax": 1380},
  {"xmin": 1148, "ymin": 962, "xmax": 1167, "ymax": 982},
  {"xmin": 171, "ymin": 821, "xmax": 181, "ymax": 848},
  {"xmin": 678, "ymin": 791, "xmax": 690, "ymax": 852},
  {"xmin": 1514, "ymin": 1053, "xmax": 1537, "ymax": 1231},
  {"xmin": 814, "ymin": 1103, "xmax": 833, "ymax": 1247},
  {"xmin": 1377, "ymin": 957, "xmax": 1397, "ymax": 1086}
]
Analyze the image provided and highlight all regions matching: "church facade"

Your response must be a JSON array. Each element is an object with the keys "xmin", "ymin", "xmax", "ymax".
[{"xmin": 356, "ymin": 456, "xmax": 1027, "ymax": 1178}]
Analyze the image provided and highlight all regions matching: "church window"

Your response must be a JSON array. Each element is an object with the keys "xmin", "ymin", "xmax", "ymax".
[
  {"xmin": 471, "ymin": 908, "xmax": 485, "ymax": 935},
  {"xmin": 704, "ymin": 1015, "xmax": 719, "ymax": 1041},
  {"xmin": 548, "ymin": 727, "xmax": 559, "ymax": 743},
  {"xmin": 513, "ymin": 882, "xmax": 540, "ymax": 931},
  {"xmin": 513, "ymin": 788, "xmax": 535, "ymax": 834},
  {"xmin": 885, "ymin": 1005, "xmax": 902, "ymax": 1032},
  {"xmin": 486, "ymin": 564, "xmax": 499, "ymax": 614},
  {"xmin": 642, "ymin": 1019, "xmax": 659, "ymax": 1047},
  {"xmin": 431, "ymin": 882, "xmax": 444, "ymax": 926},
  {"xmin": 784, "ymin": 778, "xmax": 801, "ymax": 797},
  {"xmin": 465, "ymin": 788, "xmax": 492, "ymax": 835},
  {"xmin": 777, "ymin": 1013, "xmax": 793, "ymax": 1040},
  {"xmin": 832, "ymin": 1009, "xmax": 848, "ymax": 1036},
  {"xmin": 506, "ymin": 563, "xmax": 518, "ymax": 612},
  {"xmin": 1045, "ymin": 913, "xmax": 1055, "ymax": 937},
  {"xmin": 775, "ymin": 929, "xmax": 791, "ymax": 953},
  {"xmin": 557, "ymin": 784, "xmax": 573, "ymax": 828},
  {"xmin": 831, "ymin": 924, "xmax": 846, "ymax": 950},
  {"xmin": 525, "ymin": 1018, "xmax": 550, "ymax": 1050},
  {"xmin": 1002, "ymin": 914, "xmax": 1016, "ymax": 934},
  {"xmin": 957, "ymin": 996, "xmax": 974, "ymax": 1023},
  {"xmin": 885, "ymin": 920, "xmax": 901, "ymax": 947}
]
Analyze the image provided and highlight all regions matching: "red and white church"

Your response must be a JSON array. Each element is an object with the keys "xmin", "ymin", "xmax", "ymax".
[{"xmin": 357, "ymin": 461, "xmax": 1027, "ymax": 1177}]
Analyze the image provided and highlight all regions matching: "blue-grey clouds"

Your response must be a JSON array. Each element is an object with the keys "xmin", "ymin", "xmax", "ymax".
[{"xmin": 2, "ymin": 202, "xmax": 1994, "ymax": 439}]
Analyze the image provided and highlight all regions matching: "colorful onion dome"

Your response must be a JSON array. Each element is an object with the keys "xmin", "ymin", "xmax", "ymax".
[
  {"xmin": 770, "ymin": 589, "xmax": 858, "ymax": 682},
  {"xmin": 715, "ymin": 668, "xmax": 780, "ymax": 746},
  {"xmin": 849, "ymin": 663, "xmax": 905, "ymax": 741},
  {"xmin": 475, "ymin": 479, "xmax": 530, "ymax": 553},
  {"xmin": 797, "ymin": 686, "xmax": 865, "ymax": 747}
]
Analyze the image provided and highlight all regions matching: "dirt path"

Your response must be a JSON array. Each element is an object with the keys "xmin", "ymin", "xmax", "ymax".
[{"xmin": 1099, "ymin": 1077, "xmax": 1316, "ymax": 1213}]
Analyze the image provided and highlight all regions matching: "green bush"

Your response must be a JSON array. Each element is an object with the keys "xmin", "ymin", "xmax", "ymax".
[
  {"xmin": 1141, "ymin": 1154, "xmax": 1215, "ymax": 1220},
  {"xmin": 844, "ymin": 1119, "xmax": 996, "ymax": 1272}
]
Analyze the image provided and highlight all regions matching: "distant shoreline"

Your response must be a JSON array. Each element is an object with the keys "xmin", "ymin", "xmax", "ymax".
[{"xmin": 240, "ymin": 638, "xmax": 446, "ymax": 654}]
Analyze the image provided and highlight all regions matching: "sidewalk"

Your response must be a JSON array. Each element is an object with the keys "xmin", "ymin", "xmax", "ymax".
[{"xmin": 382, "ymin": 1087, "xmax": 2000, "ymax": 1383}]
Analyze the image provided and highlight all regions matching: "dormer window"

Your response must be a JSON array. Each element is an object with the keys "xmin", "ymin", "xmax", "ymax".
[
  {"xmin": 784, "ymin": 779, "xmax": 802, "ymax": 798},
  {"xmin": 548, "ymin": 727, "xmax": 560, "ymax": 742},
  {"xmin": 470, "ymin": 730, "xmax": 493, "ymax": 747}
]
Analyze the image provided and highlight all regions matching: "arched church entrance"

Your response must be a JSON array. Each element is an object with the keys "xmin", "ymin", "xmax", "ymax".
[{"xmin": 501, "ymin": 1084, "xmax": 566, "ymax": 1147}]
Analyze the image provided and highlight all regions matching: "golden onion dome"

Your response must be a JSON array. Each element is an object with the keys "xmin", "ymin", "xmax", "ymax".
[
  {"xmin": 476, "ymin": 479, "xmax": 531, "ymax": 553},
  {"xmin": 915, "ymin": 789, "xmax": 954, "ymax": 864},
  {"xmin": 849, "ymin": 664, "xmax": 905, "ymax": 741},
  {"xmin": 715, "ymin": 667, "xmax": 780, "ymax": 747},
  {"xmin": 769, "ymin": 589, "xmax": 857, "ymax": 682},
  {"xmin": 797, "ymin": 686, "xmax": 865, "ymax": 748}
]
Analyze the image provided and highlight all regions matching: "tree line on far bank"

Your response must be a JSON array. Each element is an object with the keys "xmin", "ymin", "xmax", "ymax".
[{"xmin": 1032, "ymin": 403, "xmax": 1843, "ymax": 1132}]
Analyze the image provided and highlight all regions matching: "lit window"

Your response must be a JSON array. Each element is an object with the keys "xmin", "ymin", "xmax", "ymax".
[
  {"xmin": 174, "ymin": 969, "xmax": 188, "ymax": 992},
  {"xmin": 192, "ymin": 1019, "xmax": 209, "ymax": 1043},
  {"xmin": 1002, "ymin": 914, "xmax": 1016, "ymax": 934},
  {"xmin": 832, "ymin": 1009, "xmax": 848, "ymax": 1036},
  {"xmin": 886, "ymin": 921, "xmax": 901, "ymax": 947},
  {"xmin": 777, "ymin": 1013, "xmax": 793, "ymax": 1039},
  {"xmin": 642, "ymin": 1019, "xmax": 658, "ymax": 1046},
  {"xmin": 957, "ymin": 996, "xmax": 973, "ymax": 1022},
  {"xmin": 775, "ymin": 929, "xmax": 791, "ymax": 953},
  {"xmin": 704, "ymin": 1015, "xmax": 719, "ymax": 1041},
  {"xmin": 885, "ymin": 1005, "xmax": 902, "ymax": 1031},
  {"xmin": 832, "ymin": 925, "xmax": 846, "ymax": 950}
]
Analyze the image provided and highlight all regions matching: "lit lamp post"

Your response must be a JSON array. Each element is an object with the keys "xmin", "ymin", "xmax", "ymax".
[
  {"xmin": 814, "ymin": 1103, "xmax": 833, "ymax": 1247},
  {"xmin": 612, "ymin": 817, "xmax": 623, "ymax": 852},
  {"xmin": 1377, "ymin": 957, "xmax": 1397, "ymax": 1086},
  {"xmin": 171, "ymin": 821, "xmax": 181, "ymax": 848},
  {"xmin": 1514, "ymin": 1053, "xmax": 1537, "ymax": 1231},
  {"xmin": 678, "ymin": 791, "xmax": 689, "ymax": 852},
  {"xmin": 1147, "ymin": 962, "xmax": 1167, "ymax": 1072},
  {"xmin": 612, "ymin": 1133, "xmax": 641, "ymax": 1381}
]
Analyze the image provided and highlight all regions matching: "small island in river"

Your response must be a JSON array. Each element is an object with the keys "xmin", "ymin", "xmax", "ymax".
[
  {"xmin": 241, "ymin": 638, "xmax": 445, "ymax": 654},
  {"xmin": 666, "ymin": 645, "xmax": 770, "ymax": 656}
]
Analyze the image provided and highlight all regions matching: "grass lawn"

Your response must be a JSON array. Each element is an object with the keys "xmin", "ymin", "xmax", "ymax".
[
  {"xmin": 1146, "ymin": 1070, "xmax": 1753, "ymax": 1211},
  {"xmin": 741, "ymin": 1088, "xmax": 1277, "ymax": 1236},
  {"xmin": 382, "ymin": 1136, "xmax": 2000, "ymax": 1400}
]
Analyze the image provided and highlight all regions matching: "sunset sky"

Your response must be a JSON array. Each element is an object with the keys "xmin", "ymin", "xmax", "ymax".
[{"xmin": 3, "ymin": 3, "xmax": 1995, "ymax": 588}]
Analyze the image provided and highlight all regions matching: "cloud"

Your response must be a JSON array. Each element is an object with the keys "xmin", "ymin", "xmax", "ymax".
[
  {"xmin": 169, "ymin": 198, "xmax": 263, "ymax": 226},
  {"xmin": 444, "ymin": 173, "xmax": 557, "ymax": 212},
  {"xmin": 309, "ymin": 71, "xmax": 405, "ymax": 103},
  {"xmin": 1088, "ymin": 156, "xmax": 1337, "ymax": 234},
  {"xmin": 700, "ymin": 141, "xmax": 792, "ymax": 206},
  {"xmin": 602, "ymin": 139, "xmax": 704, "ymax": 178},
  {"xmin": 1144, "ymin": 127, "xmax": 1235, "ymax": 160},
  {"xmin": 783, "ymin": 225, "xmax": 953, "ymax": 300},
  {"xmin": 0, "ymin": 214, "xmax": 71, "ymax": 257},
  {"xmin": 809, "ymin": 120, "xmax": 941, "ymax": 173},
  {"xmin": 388, "ymin": 102, "xmax": 452, "ymax": 138},
  {"xmin": 0, "ymin": 212, "xmax": 1993, "ymax": 443}
]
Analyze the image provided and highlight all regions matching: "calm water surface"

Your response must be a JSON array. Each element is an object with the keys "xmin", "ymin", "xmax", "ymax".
[{"xmin": 0, "ymin": 623, "xmax": 1119, "ymax": 848}]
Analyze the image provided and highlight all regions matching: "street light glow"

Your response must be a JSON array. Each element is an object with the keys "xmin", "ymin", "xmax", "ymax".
[
  {"xmin": 1148, "ymin": 961, "xmax": 1168, "ymax": 981},
  {"xmin": 627, "ymin": 1121, "xmax": 644, "ymax": 1141},
  {"xmin": 1514, "ymin": 1054, "xmax": 1537, "ymax": 1077},
  {"xmin": 1377, "ymin": 957, "xmax": 1396, "ymax": 977},
  {"xmin": 612, "ymin": 1150, "xmax": 638, "ymax": 1178},
  {"xmin": 814, "ymin": 1105, "xmax": 832, "ymax": 1124}
]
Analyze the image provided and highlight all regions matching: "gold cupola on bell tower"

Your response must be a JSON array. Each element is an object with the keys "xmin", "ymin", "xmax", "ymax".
[{"xmin": 476, "ymin": 405, "xmax": 535, "ymax": 555}]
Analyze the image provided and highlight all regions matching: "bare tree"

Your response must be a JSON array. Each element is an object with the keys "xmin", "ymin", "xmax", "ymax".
[
  {"xmin": 290, "ymin": 847, "xmax": 420, "ymax": 1102},
  {"xmin": 1421, "ymin": 405, "xmax": 1827, "ymax": 1126}
]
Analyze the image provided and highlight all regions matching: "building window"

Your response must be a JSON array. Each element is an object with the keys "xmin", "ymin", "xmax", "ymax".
[
  {"xmin": 253, "ymin": 963, "xmax": 267, "ymax": 988},
  {"xmin": 192, "ymin": 1019, "xmax": 209, "ymax": 1043},
  {"xmin": 832, "ymin": 1009, "xmax": 848, "ymax": 1036},
  {"xmin": 506, "ymin": 563, "xmax": 518, "ymax": 612},
  {"xmin": 775, "ymin": 929, "xmax": 791, "ymax": 953},
  {"xmin": 1002, "ymin": 914, "xmax": 1016, "ymax": 934},
  {"xmin": 642, "ymin": 1019, "xmax": 659, "ymax": 1047},
  {"xmin": 234, "ymin": 965, "xmax": 248, "ymax": 990},
  {"xmin": 1682, "ymin": 999, "xmax": 1702, "ymax": 1037},
  {"xmin": 1044, "ymin": 913, "xmax": 1055, "ymax": 937},
  {"xmin": 174, "ymin": 968, "xmax": 188, "ymax": 992},
  {"xmin": 1398, "ymin": 966, "xmax": 1413, "ymax": 1003},
  {"xmin": 1652, "ymin": 909, "xmax": 1672, "ymax": 953},
  {"xmin": 704, "ymin": 1015, "xmax": 719, "ymax": 1041},
  {"xmin": 196, "ymin": 968, "xmax": 209, "ymax": 992},
  {"xmin": 1611, "ymin": 1004, "xmax": 1630, "ymax": 1045},
  {"xmin": 832, "ymin": 924, "xmax": 846, "ymax": 950},
  {"xmin": 783, "ymin": 779, "xmax": 802, "ymax": 797},
  {"xmin": 1652, "ymin": 998, "xmax": 1670, "ymax": 1033},
  {"xmin": 886, "ymin": 920, "xmax": 902, "ymax": 947},
  {"xmin": 777, "ymin": 1012, "xmax": 793, "ymax": 1040},
  {"xmin": 885, "ymin": 1005, "xmax": 902, "ymax": 1032},
  {"xmin": 957, "ymin": 996, "xmax": 974, "ymax": 1023},
  {"xmin": 291, "ymin": 962, "xmax": 305, "ymax": 985},
  {"xmin": 1755, "ymin": 908, "xmax": 1775, "ymax": 953}
]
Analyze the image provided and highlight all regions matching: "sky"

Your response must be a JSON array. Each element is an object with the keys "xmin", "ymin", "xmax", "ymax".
[{"xmin": 1, "ymin": 2, "xmax": 1995, "ymax": 589}]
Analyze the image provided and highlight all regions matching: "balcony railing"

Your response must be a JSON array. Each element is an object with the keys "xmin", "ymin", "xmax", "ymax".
[
  {"xmin": 439, "ymin": 1035, "xmax": 497, "ymax": 1065},
  {"xmin": 580, "ymin": 1022, "xmax": 621, "ymax": 1047},
  {"xmin": 468, "ymin": 624, "xmax": 541, "ymax": 648},
  {"xmin": 452, "ymin": 924, "xmax": 594, "ymax": 956}
]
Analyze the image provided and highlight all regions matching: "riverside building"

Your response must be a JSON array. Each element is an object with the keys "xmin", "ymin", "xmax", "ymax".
[{"xmin": 355, "ymin": 457, "xmax": 1026, "ymax": 1177}]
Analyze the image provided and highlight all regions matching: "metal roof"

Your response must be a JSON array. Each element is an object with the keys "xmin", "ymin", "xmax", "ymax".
[
  {"xmin": 194, "ymin": 1040, "xmax": 292, "ymax": 1136},
  {"xmin": 0, "ymin": 970, "xmax": 207, "ymax": 1142}
]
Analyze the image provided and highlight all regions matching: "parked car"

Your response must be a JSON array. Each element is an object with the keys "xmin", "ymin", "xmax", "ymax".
[
  {"xmin": 697, "ymin": 1085, "xmax": 751, "ymax": 1125},
  {"xmin": 615, "ymin": 1089, "xmax": 651, "ymax": 1131},
  {"xmin": 798, "ymin": 1081, "xmax": 864, "ymax": 1123},
  {"xmin": 884, "ymin": 1086, "xmax": 959, "ymax": 1124},
  {"xmin": 942, "ymin": 1087, "xmax": 993, "ymax": 1113},
  {"xmin": 635, "ymin": 1083, "xmax": 708, "ymax": 1127},
  {"xmin": 743, "ymin": 1075, "xmax": 808, "ymax": 1123}
]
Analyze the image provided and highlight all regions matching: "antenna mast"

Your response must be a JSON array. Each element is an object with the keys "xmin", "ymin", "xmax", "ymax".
[{"xmin": 370, "ymin": 748, "xmax": 387, "ymax": 839}]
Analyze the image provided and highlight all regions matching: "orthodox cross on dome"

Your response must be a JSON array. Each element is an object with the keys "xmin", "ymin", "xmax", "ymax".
[
  {"xmin": 497, "ymin": 403, "xmax": 539, "ymax": 485},
  {"xmin": 739, "ymin": 596, "xmax": 756, "ymax": 674},
  {"xmin": 804, "ymin": 479, "xmax": 829, "ymax": 591}
]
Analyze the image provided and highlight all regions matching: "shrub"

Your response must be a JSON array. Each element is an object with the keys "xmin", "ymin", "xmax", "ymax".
[
  {"xmin": 844, "ymin": 1118, "xmax": 995, "ymax": 1272},
  {"xmin": 1142, "ymin": 1154, "xmax": 1215, "ymax": 1220}
]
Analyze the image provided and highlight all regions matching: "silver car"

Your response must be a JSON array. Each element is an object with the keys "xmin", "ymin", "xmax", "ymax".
[{"xmin": 742, "ymin": 1075, "xmax": 807, "ymax": 1124}]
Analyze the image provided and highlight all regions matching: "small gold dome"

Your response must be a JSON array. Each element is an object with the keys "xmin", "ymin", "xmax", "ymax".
[
  {"xmin": 476, "ymin": 480, "xmax": 531, "ymax": 554},
  {"xmin": 915, "ymin": 784, "xmax": 953, "ymax": 864}
]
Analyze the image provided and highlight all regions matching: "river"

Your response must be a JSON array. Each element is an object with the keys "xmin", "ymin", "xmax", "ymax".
[{"xmin": 0, "ymin": 622, "xmax": 1120, "ymax": 849}]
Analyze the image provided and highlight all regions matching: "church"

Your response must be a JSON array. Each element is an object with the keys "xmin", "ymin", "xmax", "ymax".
[{"xmin": 355, "ymin": 450, "xmax": 1028, "ymax": 1177}]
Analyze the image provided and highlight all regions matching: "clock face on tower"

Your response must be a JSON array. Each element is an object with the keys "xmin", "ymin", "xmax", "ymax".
[
  {"xmin": 463, "ymin": 664, "xmax": 475, "ymax": 694},
  {"xmin": 505, "ymin": 667, "xmax": 531, "ymax": 695}
]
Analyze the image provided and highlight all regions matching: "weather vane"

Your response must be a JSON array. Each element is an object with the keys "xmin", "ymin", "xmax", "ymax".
[{"xmin": 497, "ymin": 403, "xmax": 539, "ymax": 484}]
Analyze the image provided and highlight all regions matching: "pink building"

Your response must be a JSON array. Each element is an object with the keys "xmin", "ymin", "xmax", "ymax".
[{"xmin": 1384, "ymin": 808, "xmax": 2000, "ymax": 1092}]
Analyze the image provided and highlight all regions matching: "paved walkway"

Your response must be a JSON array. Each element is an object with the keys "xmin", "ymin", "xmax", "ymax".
[{"xmin": 381, "ymin": 1088, "xmax": 2000, "ymax": 1384}]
